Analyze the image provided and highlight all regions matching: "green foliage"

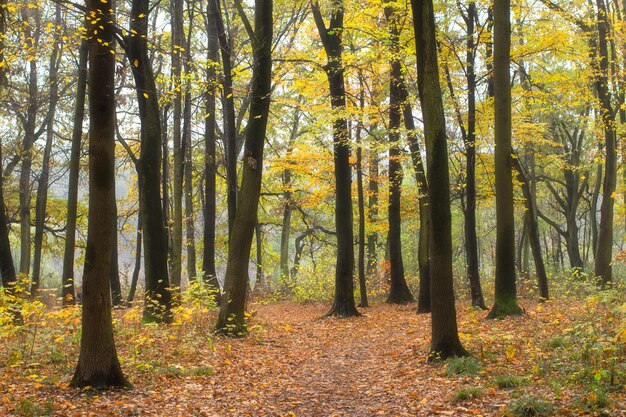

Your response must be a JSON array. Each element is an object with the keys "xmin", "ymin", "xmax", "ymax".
[
  {"xmin": 453, "ymin": 386, "xmax": 483, "ymax": 401},
  {"xmin": 192, "ymin": 365, "xmax": 215, "ymax": 377},
  {"xmin": 445, "ymin": 356, "xmax": 481, "ymax": 376},
  {"xmin": 14, "ymin": 396, "xmax": 53, "ymax": 417},
  {"xmin": 542, "ymin": 336, "xmax": 567, "ymax": 349},
  {"xmin": 494, "ymin": 375, "xmax": 524, "ymax": 389},
  {"xmin": 577, "ymin": 387, "xmax": 610, "ymax": 410},
  {"xmin": 507, "ymin": 396, "xmax": 555, "ymax": 417}
]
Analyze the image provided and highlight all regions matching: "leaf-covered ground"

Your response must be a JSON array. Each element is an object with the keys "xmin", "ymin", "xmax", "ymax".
[{"xmin": 1, "ymin": 297, "xmax": 625, "ymax": 416}]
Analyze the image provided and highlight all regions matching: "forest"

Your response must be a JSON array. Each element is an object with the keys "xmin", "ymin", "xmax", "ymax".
[{"xmin": 0, "ymin": 0, "xmax": 625, "ymax": 415}]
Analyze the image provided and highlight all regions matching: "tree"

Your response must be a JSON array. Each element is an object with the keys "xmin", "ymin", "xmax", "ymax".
[
  {"xmin": 125, "ymin": 0, "xmax": 173, "ymax": 323},
  {"xmin": 488, "ymin": 0, "xmax": 522, "ymax": 319},
  {"xmin": 411, "ymin": 0, "xmax": 468, "ymax": 359},
  {"xmin": 384, "ymin": 0, "xmax": 414, "ymax": 305},
  {"xmin": 70, "ymin": 0, "xmax": 128, "ymax": 388},
  {"xmin": 593, "ymin": 0, "xmax": 617, "ymax": 288},
  {"xmin": 202, "ymin": 6, "xmax": 222, "ymax": 304},
  {"xmin": 311, "ymin": 0, "xmax": 359, "ymax": 318},
  {"xmin": 61, "ymin": 39, "xmax": 87, "ymax": 307},
  {"xmin": 215, "ymin": 0, "xmax": 273, "ymax": 334}
]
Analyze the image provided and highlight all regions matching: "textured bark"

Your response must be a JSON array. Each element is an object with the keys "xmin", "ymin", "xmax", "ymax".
[
  {"xmin": 109, "ymin": 200, "xmax": 122, "ymax": 307},
  {"xmin": 70, "ymin": 0, "xmax": 128, "ymax": 388},
  {"xmin": 412, "ymin": 0, "xmax": 468, "ymax": 359},
  {"xmin": 31, "ymin": 4, "xmax": 61, "ymax": 296},
  {"xmin": 170, "ymin": 0, "xmax": 184, "ymax": 298},
  {"xmin": 513, "ymin": 159, "xmax": 549, "ymax": 299},
  {"xmin": 215, "ymin": 0, "xmax": 273, "ymax": 334},
  {"xmin": 183, "ymin": 74, "xmax": 197, "ymax": 282},
  {"xmin": 594, "ymin": 0, "xmax": 617, "ymax": 287},
  {"xmin": 202, "ymin": 10, "xmax": 221, "ymax": 304},
  {"xmin": 366, "ymin": 149, "xmax": 379, "ymax": 279},
  {"xmin": 210, "ymin": 0, "xmax": 237, "ymax": 234},
  {"xmin": 127, "ymin": 211, "xmax": 142, "ymax": 304},
  {"xmin": 488, "ymin": 0, "xmax": 522, "ymax": 319},
  {"xmin": 311, "ymin": 0, "xmax": 359, "ymax": 318},
  {"xmin": 126, "ymin": 0, "xmax": 173, "ymax": 323},
  {"xmin": 384, "ymin": 0, "xmax": 414, "ymax": 305},
  {"xmin": 0, "ymin": 0, "xmax": 21, "ymax": 323},
  {"xmin": 61, "ymin": 39, "xmax": 87, "ymax": 307},
  {"xmin": 355, "ymin": 81, "xmax": 368, "ymax": 308},
  {"xmin": 19, "ymin": 8, "xmax": 40, "ymax": 277}
]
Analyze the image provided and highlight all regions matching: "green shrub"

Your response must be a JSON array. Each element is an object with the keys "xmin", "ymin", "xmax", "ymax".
[
  {"xmin": 508, "ymin": 396, "xmax": 555, "ymax": 417},
  {"xmin": 445, "ymin": 356, "xmax": 481, "ymax": 376}
]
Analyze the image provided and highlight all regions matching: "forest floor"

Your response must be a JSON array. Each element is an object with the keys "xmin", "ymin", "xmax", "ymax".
[{"xmin": 0, "ymin": 296, "xmax": 625, "ymax": 416}]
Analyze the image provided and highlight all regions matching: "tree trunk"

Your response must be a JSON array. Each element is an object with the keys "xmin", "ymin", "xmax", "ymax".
[
  {"xmin": 19, "ymin": 8, "xmax": 40, "ymax": 277},
  {"xmin": 215, "ymin": 0, "xmax": 273, "ymax": 334},
  {"xmin": 110, "ymin": 199, "xmax": 122, "ymax": 306},
  {"xmin": 61, "ymin": 39, "xmax": 87, "ymax": 307},
  {"xmin": 170, "ymin": 0, "xmax": 184, "ymax": 299},
  {"xmin": 210, "ymin": 0, "xmax": 237, "ymax": 235},
  {"xmin": 513, "ymin": 159, "xmax": 549, "ymax": 299},
  {"xmin": 31, "ymin": 4, "xmax": 61, "ymax": 296},
  {"xmin": 594, "ymin": 0, "xmax": 617, "ymax": 287},
  {"xmin": 127, "ymin": 0, "xmax": 173, "ymax": 323},
  {"xmin": 254, "ymin": 223, "xmax": 265, "ymax": 293},
  {"xmin": 412, "ymin": 0, "xmax": 468, "ymax": 359},
  {"xmin": 311, "ymin": 0, "xmax": 359, "ymax": 318},
  {"xmin": 127, "ymin": 211, "xmax": 142, "ymax": 304},
  {"xmin": 202, "ymin": 10, "xmax": 221, "ymax": 304},
  {"xmin": 0, "ymin": 0, "xmax": 21, "ymax": 323},
  {"xmin": 183, "ymin": 78, "xmax": 197, "ymax": 282},
  {"xmin": 356, "ymin": 79, "xmax": 368, "ymax": 308},
  {"xmin": 488, "ymin": 0, "xmax": 522, "ymax": 319},
  {"xmin": 71, "ymin": 0, "xmax": 128, "ymax": 387},
  {"xmin": 366, "ymin": 148, "xmax": 379, "ymax": 279}
]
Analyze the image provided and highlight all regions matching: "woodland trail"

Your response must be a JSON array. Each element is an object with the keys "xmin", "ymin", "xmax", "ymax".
[{"xmin": 3, "ymin": 300, "xmax": 625, "ymax": 416}]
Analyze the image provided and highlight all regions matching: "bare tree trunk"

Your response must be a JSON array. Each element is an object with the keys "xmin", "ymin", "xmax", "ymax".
[
  {"xmin": 61, "ymin": 39, "xmax": 87, "ymax": 307},
  {"xmin": 70, "ymin": 0, "xmax": 128, "ymax": 387},
  {"xmin": 215, "ymin": 0, "xmax": 273, "ymax": 334},
  {"xmin": 311, "ymin": 0, "xmax": 359, "ymax": 318},
  {"xmin": 355, "ymin": 78, "xmax": 368, "ymax": 308},
  {"xmin": 127, "ymin": 211, "xmax": 142, "ymax": 304},
  {"xmin": 412, "ymin": 0, "xmax": 468, "ymax": 359},
  {"xmin": 488, "ymin": 0, "xmax": 522, "ymax": 319}
]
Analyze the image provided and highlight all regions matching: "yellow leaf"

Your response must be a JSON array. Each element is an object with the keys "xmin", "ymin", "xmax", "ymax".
[
  {"xmin": 143, "ymin": 92, "xmax": 149, "ymax": 99},
  {"xmin": 133, "ymin": 59, "xmax": 139, "ymax": 68}
]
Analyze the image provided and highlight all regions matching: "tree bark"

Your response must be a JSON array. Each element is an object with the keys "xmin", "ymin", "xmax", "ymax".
[
  {"xmin": 215, "ymin": 0, "xmax": 273, "ymax": 334},
  {"xmin": 594, "ymin": 0, "xmax": 617, "ymax": 287},
  {"xmin": 384, "ymin": 0, "xmax": 414, "ymax": 305},
  {"xmin": 412, "ymin": 0, "xmax": 468, "ymax": 359},
  {"xmin": 311, "ymin": 0, "xmax": 359, "ymax": 318},
  {"xmin": 126, "ymin": 0, "xmax": 173, "ymax": 323},
  {"xmin": 488, "ymin": 0, "xmax": 522, "ymax": 319},
  {"xmin": 61, "ymin": 39, "xmax": 87, "ymax": 307},
  {"xmin": 71, "ymin": 0, "xmax": 128, "ymax": 388},
  {"xmin": 202, "ymin": 9, "xmax": 222, "ymax": 304},
  {"xmin": 356, "ymin": 79, "xmax": 368, "ymax": 308},
  {"xmin": 127, "ymin": 211, "xmax": 142, "ymax": 304}
]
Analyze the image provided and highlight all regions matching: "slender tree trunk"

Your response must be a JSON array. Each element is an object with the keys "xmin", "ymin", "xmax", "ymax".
[
  {"xmin": 0, "ymin": 1, "xmax": 21, "ymax": 323},
  {"xmin": 215, "ymin": 0, "xmax": 273, "ymax": 334},
  {"xmin": 210, "ymin": 0, "xmax": 237, "ymax": 234},
  {"xmin": 183, "ymin": 79, "xmax": 197, "ymax": 282},
  {"xmin": 385, "ymin": 0, "xmax": 414, "ymax": 305},
  {"xmin": 19, "ymin": 8, "xmax": 40, "ymax": 277},
  {"xmin": 127, "ymin": 0, "xmax": 173, "ymax": 323},
  {"xmin": 254, "ymin": 223, "xmax": 265, "ymax": 293},
  {"xmin": 203, "ymin": 10, "xmax": 221, "ymax": 303},
  {"xmin": 488, "ymin": 0, "xmax": 522, "ymax": 319},
  {"xmin": 412, "ymin": 0, "xmax": 468, "ymax": 359},
  {"xmin": 513, "ymin": 159, "xmax": 549, "ymax": 299},
  {"xmin": 110, "ymin": 199, "xmax": 122, "ymax": 306},
  {"xmin": 127, "ymin": 211, "xmax": 142, "ymax": 304},
  {"xmin": 170, "ymin": 0, "xmax": 184, "ymax": 298},
  {"xmin": 71, "ymin": 0, "xmax": 128, "ymax": 387},
  {"xmin": 311, "ymin": 0, "xmax": 359, "ymax": 318},
  {"xmin": 366, "ymin": 148, "xmax": 379, "ymax": 278},
  {"xmin": 356, "ymin": 79, "xmax": 368, "ymax": 308},
  {"xmin": 594, "ymin": 0, "xmax": 617, "ymax": 287},
  {"xmin": 31, "ymin": 4, "xmax": 61, "ymax": 296},
  {"xmin": 61, "ymin": 39, "xmax": 87, "ymax": 307}
]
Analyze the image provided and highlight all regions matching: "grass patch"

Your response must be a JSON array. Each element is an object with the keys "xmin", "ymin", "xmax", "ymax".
[
  {"xmin": 14, "ymin": 396, "xmax": 53, "ymax": 417},
  {"xmin": 453, "ymin": 386, "xmax": 483, "ymax": 401},
  {"xmin": 508, "ymin": 396, "xmax": 555, "ymax": 416},
  {"xmin": 192, "ymin": 365, "xmax": 214, "ymax": 377},
  {"xmin": 542, "ymin": 336, "xmax": 567, "ymax": 349},
  {"xmin": 495, "ymin": 375, "xmax": 524, "ymax": 389},
  {"xmin": 445, "ymin": 356, "xmax": 481, "ymax": 376}
]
